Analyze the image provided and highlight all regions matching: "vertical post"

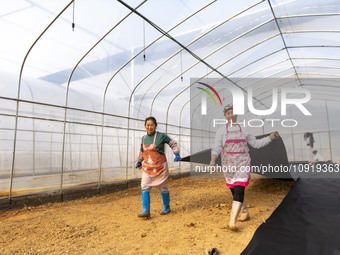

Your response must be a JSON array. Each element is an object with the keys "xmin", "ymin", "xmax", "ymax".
[
  {"xmin": 61, "ymin": 107, "xmax": 67, "ymax": 196},
  {"xmin": 325, "ymin": 100, "xmax": 333, "ymax": 161},
  {"xmin": 125, "ymin": 47, "xmax": 135, "ymax": 182},
  {"xmin": 117, "ymin": 128, "xmax": 122, "ymax": 168},
  {"xmin": 95, "ymin": 125, "xmax": 100, "ymax": 185},
  {"xmin": 9, "ymin": 97, "xmax": 20, "ymax": 200},
  {"xmin": 131, "ymin": 47, "xmax": 135, "ymax": 178},
  {"xmin": 10, "ymin": 0, "xmax": 74, "ymax": 201},
  {"xmin": 208, "ymin": 120, "xmax": 211, "ymax": 149},
  {"xmin": 300, "ymin": 130, "xmax": 304, "ymax": 161},
  {"xmin": 291, "ymin": 131, "xmax": 295, "ymax": 161},
  {"xmin": 178, "ymin": 116, "xmax": 181, "ymax": 173},
  {"xmin": 125, "ymin": 122, "xmax": 130, "ymax": 182},
  {"xmin": 290, "ymin": 107, "xmax": 295, "ymax": 161},
  {"xmin": 98, "ymin": 110, "xmax": 105, "ymax": 189},
  {"xmin": 69, "ymin": 125, "xmax": 73, "ymax": 173},
  {"xmin": 33, "ymin": 119, "xmax": 36, "ymax": 177},
  {"xmin": 201, "ymin": 116, "xmax": 204, "ymax": 152},
  {"xmin": 79, "ymin": 135, "xmax": 82, "ymax": 172},
  {"xmin": 50, "ymin": 132, "xmax": 53, "ymax": 173}
]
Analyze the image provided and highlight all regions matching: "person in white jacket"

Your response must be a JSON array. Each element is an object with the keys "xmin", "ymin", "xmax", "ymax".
[
  {"xmin": 310, "ymin": 150, "xmax": 324, "ymax": 166},
  {"xmin": 210, "ymin": 104, "xmax": 278, "ymax": 231}
]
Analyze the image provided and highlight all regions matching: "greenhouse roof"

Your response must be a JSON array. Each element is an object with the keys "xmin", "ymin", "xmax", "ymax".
[{"xmin": 1, "ymin": 0, "xmax": 340, "ymax": 126}]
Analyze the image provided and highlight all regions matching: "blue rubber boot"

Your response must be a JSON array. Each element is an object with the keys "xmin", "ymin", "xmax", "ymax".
[
  {"xmin": 138, "ymin": 192, "xmax": 150, "ymax": 218},
  {"xmin": 160, "ymin": 192, "xmax": 170, "ymax": 215}
]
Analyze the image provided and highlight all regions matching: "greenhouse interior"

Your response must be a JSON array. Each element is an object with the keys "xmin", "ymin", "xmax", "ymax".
[
  {"xmin": 2, "ymin": 0, "xmax": 340, "ymax": 254},
  {"xmin": 1, "ymin": 0, "xmax": 340, "ymax": 200}
]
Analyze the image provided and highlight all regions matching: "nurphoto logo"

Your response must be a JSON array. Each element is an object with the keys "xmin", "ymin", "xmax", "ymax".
[{"xmin": 197, "ymin": 83, "xmax": 312, "ymax": 128}]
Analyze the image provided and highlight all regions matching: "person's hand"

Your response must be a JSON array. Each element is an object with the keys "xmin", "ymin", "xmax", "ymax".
[
  {"xmin": 269, "ymin": 131, "xmax": 279, "ymax": 140},
  {"xmin": 174, "ymin": 153, "xmax": 181, "ymax": 162},
  {"xmin": 208, "ymin": 160, "xmax": 216, "ymax": 173},
  {"xmin": 210, "ymin": 154, "xmax": 217, "ymax": 167},
  {"xmin": 135, "ymin": 161, "xmax": 142, "ymax": 169}
]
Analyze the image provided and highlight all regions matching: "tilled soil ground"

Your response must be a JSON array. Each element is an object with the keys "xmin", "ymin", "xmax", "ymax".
[{"xmin": 0, "ymin": 176, "xmax": 294, "ymax": 255}]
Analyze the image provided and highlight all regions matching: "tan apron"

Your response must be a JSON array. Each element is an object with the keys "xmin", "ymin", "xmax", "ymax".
[{"xmin": 141, "ymin": 132, "xmax": 169, "ymax": 188}]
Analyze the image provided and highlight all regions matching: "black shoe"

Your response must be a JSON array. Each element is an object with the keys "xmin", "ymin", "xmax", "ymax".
[{"xmin": 205, "ymin": 248, "xmax": 219, "ymax": 255}]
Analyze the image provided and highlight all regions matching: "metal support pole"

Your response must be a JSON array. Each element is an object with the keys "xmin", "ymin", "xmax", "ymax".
[
  {"xmin": 131, "ymin": 47, "xmax": 135, "ymax": 178},
  {"xmin": 325, "ymin": 100, "xmax": 333, "ymax": 161},
  {"xmin": 33, "ymin": 119, "xmax": 36, "ymax": 177},
  {"xmin": 10, "ymin": 1, "xmax": 74, "ymax": 200}
]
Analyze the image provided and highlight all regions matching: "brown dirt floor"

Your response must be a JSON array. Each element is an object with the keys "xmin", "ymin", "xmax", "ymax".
[{"xmin": 0, "ymin": 176, "xmax": 294, "ymax": 255}]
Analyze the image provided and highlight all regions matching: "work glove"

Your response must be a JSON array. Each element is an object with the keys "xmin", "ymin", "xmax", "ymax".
[
  {"xmin": 269, "ymin": 131, "xmax": 279, "ymax": 140},
  {"xmin": 174, "ymin": 153, "xmax": 182, "ymax": 162},
  {"xmin": 136, "ymin": 161, "xmax": 142, "ymax": 169}
]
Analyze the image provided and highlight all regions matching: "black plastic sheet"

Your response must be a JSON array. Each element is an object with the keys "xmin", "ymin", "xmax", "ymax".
[{"xmin": 241, "ymin": 178, "xmax": 340, "ymax": 255}]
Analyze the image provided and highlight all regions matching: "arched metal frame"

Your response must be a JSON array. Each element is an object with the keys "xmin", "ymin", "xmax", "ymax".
[
  {"xmin": 11, "ymin": 0, "xmax": 75, "ymax": 199},
  {"xmin": 63, "ymin": 0, "xmax": 148, "ymax": 192},
  {"xmin": 7, "ymin": 0, "xmax": 340, "ymax": 199}
]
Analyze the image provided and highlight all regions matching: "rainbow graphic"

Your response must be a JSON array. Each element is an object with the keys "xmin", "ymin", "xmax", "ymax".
[
  {"xmin": 197, "ymin": 82, "xmax": 222, "ymax": 115},
  {"xmin": 196, "ymin": 82, "xmax": 222, "ymax": 106}
]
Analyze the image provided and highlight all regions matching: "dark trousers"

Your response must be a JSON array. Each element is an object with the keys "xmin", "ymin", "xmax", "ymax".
[{"xmin": 229, "ymin": 186, "xmax": 245, "ymax": 203}]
